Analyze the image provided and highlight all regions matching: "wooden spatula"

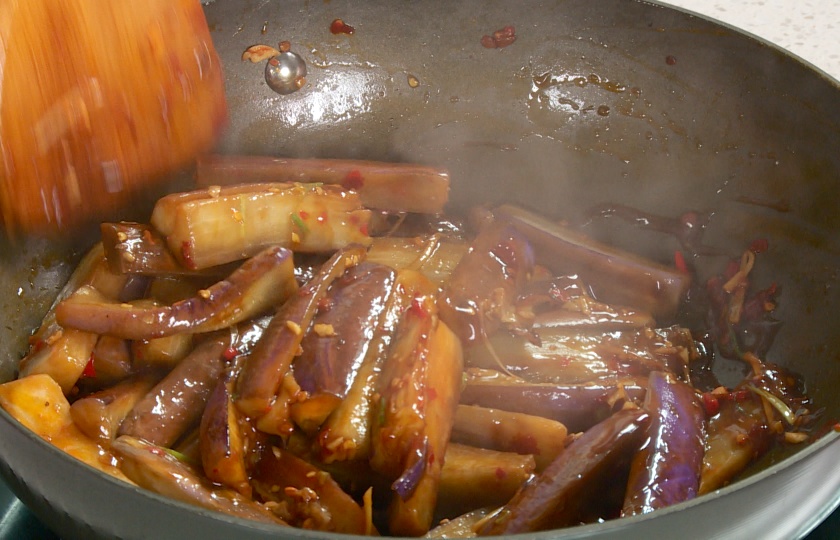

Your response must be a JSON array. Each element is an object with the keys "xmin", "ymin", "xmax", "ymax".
[{"xmin": 0, "ymin": 0, "xmax": 227, "ymax": 235}]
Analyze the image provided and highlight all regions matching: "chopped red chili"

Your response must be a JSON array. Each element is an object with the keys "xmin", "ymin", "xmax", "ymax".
[
  {"xmin": 82, "ymin": 354, "xmax": 97, "ymax": 378},
  {"xmin": 701, "ymin": 392, "xmax": 720, "ymax": 416},
  {"xmin": 342, "ymin": 169, "xmax": 364, "ymax": 190},
  {"xmin": 674, "ymin": 250, "xmax": 689, "ymax": 273},
  {"xmin": 330, "ymin": 18, "xmax": 355, "ymax": 35}
]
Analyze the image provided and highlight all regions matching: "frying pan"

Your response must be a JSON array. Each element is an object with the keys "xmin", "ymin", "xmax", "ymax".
[{"xmin": 1, "ymin": 0, "xmax": 840, "ymax": 538}]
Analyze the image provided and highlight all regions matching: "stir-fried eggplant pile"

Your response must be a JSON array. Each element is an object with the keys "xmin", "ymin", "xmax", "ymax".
[{"xmin": 0, "ymin": 157, "xmax": 819, "ymax": 537}]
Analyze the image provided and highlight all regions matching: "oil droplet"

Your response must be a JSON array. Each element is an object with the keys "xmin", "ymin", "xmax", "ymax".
[
  {"xmin": 407, "ymin": 74, "xmax": 420, "ymax": 88},
  {"xmin": 597, "ymin": 105, "xmax": 610, "ymax": 116}
]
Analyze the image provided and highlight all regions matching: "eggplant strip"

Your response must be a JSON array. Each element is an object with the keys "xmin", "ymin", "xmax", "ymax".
[
  {"xmin": 199, "ymin": 367, "xmax": 254, "ymax": 496},
  {"xmin": 366, "ymin": 235, "xmax": 468, "ymax": 287},
  {"xmin": 440, "ymin": 221, "xmax": 535, "ymax": 345},
  {"xmin": 698, "ymin": 393, "xmax": 772, "ymax": 494},
  {"xmin": 112, "ymin": 435, "xmax": 287, "ymax": 526},
  {"xmin": 195, "ymin": 154, "xmax": 450, "ymax": 215},
  {"xmin": 460, "ymin": 369, "xmax": 646, "ymax": 433},
  {"xmin": 101, "ymin": 222, "xmax": 238, "ymax": 277},
  {"xmin": 150, "ymin": 182, "xmax": 372, "ymax": 270},
  {"xmin": 622, "ymin": 371, "xmax": 706, "ymax": 516},
  {"xmin": 451, "ymin": 405, "xmax": 567, "ymax": 471},
  {"xmin": 235, "ymin": 245, "xmax": 367, "ymax": 419},
  {"xmin": 437, "ymin": 443, "xmax": 536, "ymax": 519},
  {"xmin": 318, "ymin": 269, "xmax": 437, "ymax": 463},
  {"xmin": 294, "ymin": 263, "xmax": 396, "ymax": 396},
  {"xmin": 20, "ymin": 244, "xmax": 130, "ymax": 394},
  {"xmin": 0, "ymin": 375, "xmax": 131, "ymax": 483},
  {"xmin": 118, "ymin": 337, "xmax": 229, "ymax": 447},
  {"xmin": 386, "ymin": 320, "xmax": 464, "ymax": 537},
  {"xmin": 477, "ymin": 408, "xmax": 651, "ymax": 535},
  {"xmin": 251, "ymin": 445, "xmax": 374, "ymax": 534},
  {"xmin": 495, "ymin": 204, "xmax": 690, "ymax": 320},
  {"xmin": 54, "ymin": 246, "xmax": 297, "ymax": 340},
  {"xmin": 468, "ymin": 326, "xmax": 690, "ymax": 385},
  {"xmin": 70, "ymin": 374, "xmax": 160, "ymax": 444}
]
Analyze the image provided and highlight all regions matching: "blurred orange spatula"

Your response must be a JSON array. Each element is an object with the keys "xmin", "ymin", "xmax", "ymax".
[{"xmin": 0, "ymin": 0, "xmax": 227, "ymax": 235}]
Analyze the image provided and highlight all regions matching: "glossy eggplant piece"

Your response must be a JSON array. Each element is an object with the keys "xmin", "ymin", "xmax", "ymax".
[
  {"xmin": 459, "ymin": 369, "xmax": 646, "ymax": 433},
  {"xmin": 477, "ymin": 408, "xmax": 650, "ymax": 535},
  {"xmin": 437, "ymin": 443, "xmax": 536, "ymax": 519},
  {"xmin": 85, "ymin": 336, "xmax": 133, "ymax": 388},
  {"xmin": 70, "ymin": 374, "xmax": 160, "ymax": 444},
  {"xmin": 317, "ymin": 269, "xmax": 438, "ymax": 463},
  {"xmin": 368, "ymin": 278, "xmax": 463, "ymax": 535},
  {"xmin": 0, "ymin": 374, "xmax": 131, "ymax": 483},
  {"xmin": 495, "ymin": 204, "xmax": 690, "ymax": 321},
  {"xmin": 150, "ymin": 182, "xmax": 372, "ymax": 270},
  {"xmin": 698, "ymin": 392, "xmax": 773, "ymax": 494},
  {"xmin": 251, "ymin": 445, "xmax": 374, "ymax": 534},
  {"xmin": 384, "ymin": 320, "xmax": 464, "ymax": 536},
  {"xmin": 440, "ymin": 221, "xmax": 535, "ymax": 345},
  {"xmin": 55, "ymin": 246, "xmax": 298, "ymax": 340},
  {"xmin": 366, "ymin": 235, "xmax": 468, "ymax": 287},
  {"xmin": 451, "ymin": 405, "xmax": 567, "ymax": 471},
  {"xmin": 195, "ymin": 154, "xmax": 450, "ymax": 215},
  {"xmin": 100, "ymin": 222, "xmax": 236, "ymax": 277},
  {"xmin": 199, "ymin": 368, "xmax": 254, "ymax": 496},
  {"xmin": 622, "ymin": 371, "xmax": 706, "ymax": 516},
  {"xmin": 468, "ymin": 325, "xmax": 692, "ymax": 384},
  {"xmin": 291, "ymin": 262, "xmax": 397, "ymax": 431},
  {"xmin": 118, "ymin": 337, "xmax": 229, "ymax": 447},
  {"xmin": 235, "ymin": 245, "xmax": 366, "ymax": 419},
  {"xmin": 426, "ymin": 509, "xmax": 495, "ymax": 539},
  {"xmin": 19, "ymin": 244, "xmax": 130, "ymax": 394},
  {"xmin": 112, "ymin": 435, "xmax": 287, "ymax": 526}
]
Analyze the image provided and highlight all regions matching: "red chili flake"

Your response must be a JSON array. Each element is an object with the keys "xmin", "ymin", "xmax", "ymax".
[
  {"xmin": 29, "ymin": 338, "xmax": 47, "ymax": 353},
  {"xmin": 223, "ymin": 347, "xmax": 238, "ymax": 361},
  {"xmin": 749, "ymin": 238, "xmax": 769, "ymax": 254},
  {"xmin": 511, "ymin": 433, "xmax": 539, "ymax": 455},
  {"xmin": 834, "ymin": 423, "xmax": 840, "ymax": 432},
  {"xmin": 732, "ymin": 389, "xmax": 751, "ymax": 402},
  {"xmin": 359, "ymin": 223, "xmax": 369, "ymax": 236},
  {"xmin": 409, "ymin": 297, "xmax": 429, "ymax": 318},
  {"xmin": 674, "ymin": 250, "xmax": 689, "ymax": 273},
  {"xmin": 701, "ymin": 392, "xmax": 720, "ymax": 416},
  {"xmin": 342, "ymin": 169, "xmax": 364, "ymax": 190},
  {"xmin": 666, "ymin": 55, "xmax": 677, "ymax": 65},
  {"xmin": 495, "ymin": 467, "xmax": 508, "ymax": 480},
  {"xmin": 330, "ymin": 18, "xmax": 355, "ymax": 35},
  {"xmin": 180, "ymin": 241, "xmax": 196, "ymax": 269},
  {"xmin": 317, "ymin": 212, "xmax": 327, "ymax": 223},
  {"xmin": 426, "ymin": 387, "xmax": 438, "ymax": 401},
  {"xmin": 482, "ymin": 25, "xmax": 516, "ymax": 48},
  {"xmin": 82, "ymin": 354, "xmax": 97, "ymax": 378},
  {"xmin": 299, "ymin": 210, "xmax": 309, "ymax": 220}
]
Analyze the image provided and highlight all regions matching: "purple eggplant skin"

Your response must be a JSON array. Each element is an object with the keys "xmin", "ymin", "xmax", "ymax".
[
  {"xmin": 477, "ymin": 408, "xmax": 651, "ymax": 535},
  {"xmin": 235, "ymin": 245, "xmax": 366, "ymax": 419},
  {"xmin": 118, "ymin": 337, "xmax": 229, "ymax": 447},
  {"xmin": 55, "ymin": 245, "xmax": 298, "ymax": 340},
  {"xmin": 439, "ymin": 221, "xmax": 534, "ymax": 345},
  {"xmin": 459, "ymin": 372, "xmax": 646, "ymax": 433},
  {"xmin": 621, "ymin": 371, "xmax": 707, "ymax": 517},
  {"xmin": 112, "ymin": 435, "xmax": 287, "ymax": 526},
  {"xmin": 293, "ymin": 262, "xmax": 396, "ymax": 402}
]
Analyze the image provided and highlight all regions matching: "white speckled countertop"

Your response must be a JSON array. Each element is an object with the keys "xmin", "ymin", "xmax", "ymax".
[{"xmin": 657, "ymin": 0, "xmax": 840, "ymax": 81}]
